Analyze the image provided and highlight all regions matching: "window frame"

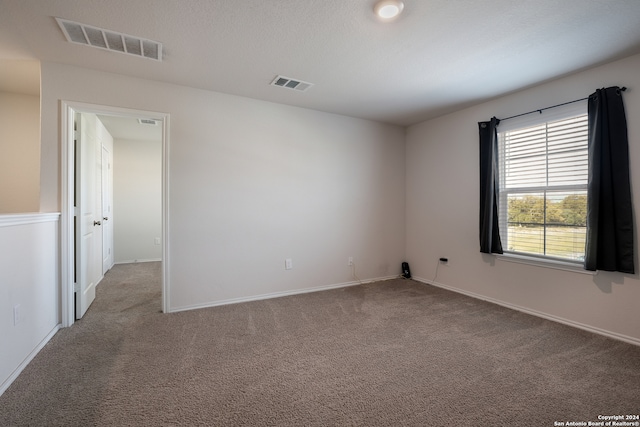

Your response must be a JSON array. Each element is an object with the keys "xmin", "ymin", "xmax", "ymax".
[{"xmin": 496, "ymin": 100, "xmax": 588, "ymax": 265}]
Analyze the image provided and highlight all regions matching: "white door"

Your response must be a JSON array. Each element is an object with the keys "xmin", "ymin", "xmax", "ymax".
[
  {"xmin": 102, "ymin": 145, "xmax": 113, "ymax": 273},
  {"xmin": 75, "ymin": 113, "xmax": 101, "ymax": 319}
]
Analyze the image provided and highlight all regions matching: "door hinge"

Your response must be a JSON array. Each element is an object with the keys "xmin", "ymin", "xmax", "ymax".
[{"xmin": 73, "ymin": 282, "xmax": 80, "ymax": 292}]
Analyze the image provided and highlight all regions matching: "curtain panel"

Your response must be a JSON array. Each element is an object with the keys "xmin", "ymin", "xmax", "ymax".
[
  {"xmin": 478, "ymin": 117, "xmax": 503, "ymax": 254},
  {"xmin": 584, "ymin": 87, "xmax": 635, "ymax": 273}
]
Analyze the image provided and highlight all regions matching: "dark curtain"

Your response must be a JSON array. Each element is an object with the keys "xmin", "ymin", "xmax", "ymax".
[
  {"xmin": 584, "ymin": 87, "xmax": 634, "ymax": 273},
  {"xmin": 479, "ymin": 117, "xmax": 503, "ymax": 254}
]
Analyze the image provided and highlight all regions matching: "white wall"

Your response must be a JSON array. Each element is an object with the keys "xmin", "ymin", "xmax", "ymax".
[
  {"xmin": 406, "ymin": 53, "xmax": 640, "ymax": 343},
  {"xmin": 0, "ymin": 92, "xmax": 40, "ymax": 213},
  {"xmin": 39, "ymin": 62, "xmax": 406, "ymax": 311},
  {"xmin": 0, "ymin": 214, "xmax": 60, "ymax": 395},
  {"xmin": 113, "ymin": 138, "xmax": 162, "ymax": 263}
]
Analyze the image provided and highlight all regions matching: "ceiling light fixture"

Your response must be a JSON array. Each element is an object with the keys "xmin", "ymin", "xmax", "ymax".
[{"xmin": 374, "ymin": 0, "xmax": 404, "ymax": 20}]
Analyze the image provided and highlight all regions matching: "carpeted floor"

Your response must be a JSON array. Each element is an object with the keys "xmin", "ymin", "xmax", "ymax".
[{"xmin": 1, "ymin": 262, "xmax": 639, "ymax": 426}]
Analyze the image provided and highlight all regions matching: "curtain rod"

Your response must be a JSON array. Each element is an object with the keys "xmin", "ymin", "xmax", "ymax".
[{"xmin": 499, "ymin": 86, "xmax": 627, "ymax": 122}]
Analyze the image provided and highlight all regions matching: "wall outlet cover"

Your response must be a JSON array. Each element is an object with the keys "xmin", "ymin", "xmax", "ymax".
[{"xmin": 13, "ymin": 304, "xmax": 21, "ymax": 326}]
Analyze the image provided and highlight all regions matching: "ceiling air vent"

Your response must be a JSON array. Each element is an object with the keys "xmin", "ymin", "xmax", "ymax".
[
  {"xmin": 138, "ymin": 118, "xmax": 159, "ymax": 126},
  {"xmin": 55, "ymin": 18, "xmax": 162, "ymax": 61},
  {"xmin": 270, "ymin": 75, "xmax": 314, "ymax": 92}
]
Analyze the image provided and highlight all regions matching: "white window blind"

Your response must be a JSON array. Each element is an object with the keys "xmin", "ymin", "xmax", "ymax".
[{"xmin": 497, "ymin": 101, "xmax": 588, "ymax": 262}]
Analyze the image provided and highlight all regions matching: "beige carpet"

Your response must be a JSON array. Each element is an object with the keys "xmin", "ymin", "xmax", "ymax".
[{"xmin": 1, "ymin": 262, "xmax": 639, "ymax": 426}]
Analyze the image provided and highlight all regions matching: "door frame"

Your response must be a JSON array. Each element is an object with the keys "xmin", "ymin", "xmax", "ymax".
[{"xmin": 60, "ymin": 101, "xmax": 170, "ymax": 327}]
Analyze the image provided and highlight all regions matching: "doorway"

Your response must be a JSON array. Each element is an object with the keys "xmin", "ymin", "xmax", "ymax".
[{"xmin": 61, "ymin": 101, "xmax": 169, "ymax": 327}]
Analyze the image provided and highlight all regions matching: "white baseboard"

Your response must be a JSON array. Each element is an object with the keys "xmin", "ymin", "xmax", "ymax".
[
  {"xmin": 170, "ymin": 275, "xmax": 401, "ymax": 313},
  {"xmin": 0, "ymin": 324, "xmax": 61, "ymax": 397},
  {"xmin": 114, "ymin": 258, "xmax": 161, "ymax": 265},
  {"xmin": 414, "ymin": 276, "xmax": 640, "ymax": 347}
]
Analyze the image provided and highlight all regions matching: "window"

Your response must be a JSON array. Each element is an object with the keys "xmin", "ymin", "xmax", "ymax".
[{"xmin": 497, "ymin": 102, "xmax": 588, "ymax": 262}]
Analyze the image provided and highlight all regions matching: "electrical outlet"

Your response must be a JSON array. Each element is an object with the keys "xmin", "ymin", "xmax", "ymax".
[
  {"xmin": 348, "ymin": 257, "xmax": 354, "ymax": 266},
  {"xmin": 285, "ymin": 258, "xmax": 293, "ymax": 270},
  {"xmin": 13, "ymin": 304, "xmax": 21, "ymax": 326}
]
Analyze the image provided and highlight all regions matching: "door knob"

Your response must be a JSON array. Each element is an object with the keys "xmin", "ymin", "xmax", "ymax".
[
  {"xmin": 103, "ymin": 217, "xmax": 109, "ymax": 221},
  {"xmin": 94, "ymin": 221, "xmax": 102, "ymax": 226}
]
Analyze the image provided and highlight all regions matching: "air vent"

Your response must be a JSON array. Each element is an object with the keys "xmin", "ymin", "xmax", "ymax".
[
  {"xmin": 270, "ymin": 75, "xmax": 314, "ymax": 92},
  {"xmin": 55, "ymin": 18, "xmax": 162, "ymax": 61},
  {"xmin": 138, "ymin": 118, "xmax": 159, "ymax": 126}
]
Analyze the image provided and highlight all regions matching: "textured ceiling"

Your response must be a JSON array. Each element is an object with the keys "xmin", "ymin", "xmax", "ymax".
[{"xmin": 2, "ymin": 0, "xmax": 640, "ymax": 126}]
